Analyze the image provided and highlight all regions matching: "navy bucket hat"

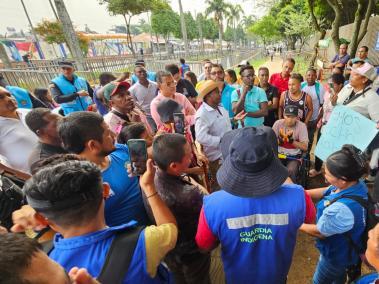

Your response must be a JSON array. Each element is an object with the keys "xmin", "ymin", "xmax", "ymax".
[{"xmin": 217, "ymin": 126, "xmax": 288, "ymax": 197}]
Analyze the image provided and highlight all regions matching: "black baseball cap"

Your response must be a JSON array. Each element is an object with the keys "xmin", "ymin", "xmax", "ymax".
[{"xmin": 284, "ymin": 105, "xmax": 298, "ymax": 117}]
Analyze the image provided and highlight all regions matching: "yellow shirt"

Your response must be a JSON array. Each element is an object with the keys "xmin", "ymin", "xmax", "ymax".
[{"xmin": 144, "ymin": 223, "xmax": 178, "ymax": 277}]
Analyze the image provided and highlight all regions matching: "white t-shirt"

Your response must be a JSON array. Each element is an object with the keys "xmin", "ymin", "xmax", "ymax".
[
  {"xmin": 128, "ymin": 80, "xmax": 157, "ymax": 114},
  {"xmin": 0, "ymin": 109, "xmax": 38, "ymax": 173},
  {"xmin": 301, "ymin": 83, "xmax": 325, "ymax": 121},
  {"xmin": 337, "ymin": 84, "xmax": 379, "ymax": 122}
]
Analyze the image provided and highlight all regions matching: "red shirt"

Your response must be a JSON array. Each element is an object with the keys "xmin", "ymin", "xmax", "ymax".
[
  {"xmin": 195, "ymin": 189, "xmax": 316, "ymax": 250},
  {"xmin": 269, "ymin": 73, "xmax": 290, "ymax": 98}
]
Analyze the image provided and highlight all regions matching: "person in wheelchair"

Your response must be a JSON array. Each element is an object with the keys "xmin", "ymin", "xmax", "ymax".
[{"xmin": 273, "ymin": 105, "xmax": 309, "ymax": 182}]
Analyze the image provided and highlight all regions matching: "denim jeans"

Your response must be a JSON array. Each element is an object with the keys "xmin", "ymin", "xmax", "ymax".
[{"xmin": 313, "ymin": 256, "xmax": 347, "ymax": 284}]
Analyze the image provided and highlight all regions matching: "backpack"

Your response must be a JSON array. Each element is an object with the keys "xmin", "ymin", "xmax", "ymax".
[
  {"xmin": 0, "ymin": 175, "xmax": 24, "ymax": 230},
  {"xmin": 326, "ymin": 193, "xmax": 379, "ymax": 259},
  {"xmin": 41, "ymin": 226, "xmax": 145, "ymax": 284},
  {"xmin": 301, "ymin": 81, "xmax": 321, "ymax": 106}
]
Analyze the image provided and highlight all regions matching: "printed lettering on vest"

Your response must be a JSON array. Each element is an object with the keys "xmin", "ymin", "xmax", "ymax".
[
  {"xmin": 239, "ymin": 227, "xmax": 274, "ymax": 243},
  {"xmin": 226, "ymin": 213, "xmax": 289, "ymax": 229}
]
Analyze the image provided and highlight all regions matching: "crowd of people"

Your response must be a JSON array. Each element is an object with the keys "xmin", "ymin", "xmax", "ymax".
[{"xmin": 0, "ymin": 45, "xmax": 379, "ymax": 284}]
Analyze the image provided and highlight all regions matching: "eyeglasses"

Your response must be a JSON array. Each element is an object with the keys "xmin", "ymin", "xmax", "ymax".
[
  {"xmin": 211, "ymin": 71, "xmax": 224, "ymax": 75},
  {"xmin": 242, "ymin": 74, "xmax": 254, "ymax": 78},
  {"xmin": 165, "ymin": 81, "xmax": 177, "ymax": 87}
]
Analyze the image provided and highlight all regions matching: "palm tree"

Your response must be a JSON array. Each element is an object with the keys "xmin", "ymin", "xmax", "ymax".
[
  {"xmin": 227, "ymin": 4, "xmax": 244, "ymax": 49},
  {"xmin": 178, "ymin": 0, "xmax": 189, "ymax": 56},
  {"xmin": 241, "ymin": 15, "xmax": 256, "ymax": 47},
  {"xmin": 205, "ymin": 0, "xmax": 232, "ymax": 53},
  {"xmin": 54, "ymin": 0, "xmax": 85, "ymax": 69}
]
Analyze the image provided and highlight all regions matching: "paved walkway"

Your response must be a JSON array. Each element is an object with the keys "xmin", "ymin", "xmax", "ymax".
[{"xmin": 261, "ymin": 54, "xmax": 283, "ymax": 74}]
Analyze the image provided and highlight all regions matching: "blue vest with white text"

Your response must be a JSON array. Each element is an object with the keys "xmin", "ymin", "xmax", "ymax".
[
  {"xmin": 316, "ymin": 181, "xmax": 367, "ymax": 267},
  {"xmin": 51, "ymin": 74, "xmax": 91, "ymax": 115},
  {"xmin": 203, "ymin": 184, "xmax": 306, "ymax": 284},
  {"xmin": 6, "ymin": 86, "xmax": 33, "ymax": 109}
]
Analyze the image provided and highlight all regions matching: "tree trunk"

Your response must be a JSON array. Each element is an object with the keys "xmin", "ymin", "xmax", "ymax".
[
  {"xmin": 218, "ymin": 18, "xmax": 223, "ymax": 54},
  {"xmin": 0, "ymin": 43, "xmax": 12, "ymax": 68},
  {"xmin": 233, "ymin": 21, "xmax": 237, "ymax": 50},
  {"xmin": 326, "ymin": 0, "xmax": 343, "ymax": 54},
  {"xmin": 155, "ymin": 33, "xmax": 161, "ymax": 59},
  {"xmin": 309, "ymin": 30, "xmax": 326, "ymax": 68},
  {"xmin": 350, "ymin": 0, "xmax": 375, "ymax": 57},
  {"xmin": 54, "ymin": 0, "xmax": 85, "ymax": 70},
  {"xmin": 307, "ymin": 0, "xmax": 326, "ymax": 67},
  {"xmin": 178, "ymin": 0, "xmax": 189, "ymax": 57},
  {"xmin": 123, "ymin": 15, "xmax": 135, "ymax": 57},
  {"xmin": 197, "ymin": 17, "xmax": 205, "ymax": 54}
]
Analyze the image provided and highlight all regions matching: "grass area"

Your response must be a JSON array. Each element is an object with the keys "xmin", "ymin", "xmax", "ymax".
[
  {"xmin": 250, "ymin": 56, "xmax": 270, "ymax": 70},
  {"xmin": 292, "ymin": 55, "xmax": 309, "ymax": 75}
]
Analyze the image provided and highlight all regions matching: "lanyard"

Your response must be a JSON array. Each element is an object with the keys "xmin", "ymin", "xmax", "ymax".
[{"xmin": 343, "ymin": 87, "xmax": 371, "ymax": 105}]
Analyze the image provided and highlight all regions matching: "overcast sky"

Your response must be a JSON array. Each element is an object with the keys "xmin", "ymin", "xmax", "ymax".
[{"xmin": 0, "ymin": 0, "xmax": 263, "ymax": 35}]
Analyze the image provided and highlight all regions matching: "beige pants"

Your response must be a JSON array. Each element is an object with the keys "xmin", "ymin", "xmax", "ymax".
[{"xmin": 208, "ymin": 159, "xmax": 221, "ymax": 192}]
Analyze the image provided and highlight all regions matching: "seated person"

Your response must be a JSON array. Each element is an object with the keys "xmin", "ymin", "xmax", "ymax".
[
  {"xmin": 273, "ymin": 105, "xmax": 308, "ymax": 182},
  {"xmin": 15, "ymin": 156, "xmax": 178, "ymax": 283}
]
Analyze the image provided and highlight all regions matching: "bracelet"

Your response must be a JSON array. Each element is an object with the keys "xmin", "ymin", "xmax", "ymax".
[{"xmin": 146, "ymin": 192, "xmax": 158, "ymax": 199}]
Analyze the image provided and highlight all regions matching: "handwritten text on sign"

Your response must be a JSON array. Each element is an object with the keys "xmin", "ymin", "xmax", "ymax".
[{"xmin": 315, "ymin": 105, "xmax": 378, "ymax": 161}]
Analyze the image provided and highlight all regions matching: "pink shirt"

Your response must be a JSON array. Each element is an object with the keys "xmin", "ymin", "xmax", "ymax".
[
  {"xmin": 150, "ymin": 92, "xmax": 196, "ymax": 129},
  {"xmin": 104, "ymin": 108, "xmax": 152, "ymax": 135}
]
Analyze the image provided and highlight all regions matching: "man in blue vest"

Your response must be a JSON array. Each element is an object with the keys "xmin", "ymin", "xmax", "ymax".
[
  {"xmin": 0, "ymin": 74, "xmax": 45, "ymax": 109},
  {"xmin": 19, "ymin": 155, "xmax": 177, "ymax": 283},
  {"xmin": 50, "ymin": 61, "xmax": 93, "ymax": 115},
  {"xmin": 195, "ymin": 126, "xmax": 316, "ymax": 284}
]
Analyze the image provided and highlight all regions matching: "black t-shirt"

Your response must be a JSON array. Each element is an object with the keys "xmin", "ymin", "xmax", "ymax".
[
  {"xmin": 260, "ymin": 84, "xmax": 279, "ymax": 127},
  {"xmin": 176, "ymin": 79, "xmax": 198, "ymax": 98}
]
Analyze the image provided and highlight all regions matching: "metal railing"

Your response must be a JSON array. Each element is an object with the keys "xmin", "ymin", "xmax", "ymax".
[{"xmin": 0, "ymin": 49, "xmax": 262, "ymax": 91}]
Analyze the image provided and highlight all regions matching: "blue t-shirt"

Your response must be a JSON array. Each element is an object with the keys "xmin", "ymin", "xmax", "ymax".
[
  {"xmin": 102, "ymin": 144, "xmax": 149, "ymax": 226},
  {"xmin": 221, "ymin": 83, "xmax": 236, "ymax": 118},
  {"xmin": 49, "ymin": 223, "xmax": 141, "ymax": 283},
  {"xmin": 354, "ymin": 272, "xmax": 378, "ymax": 284},
  {"xmin": 231, "ymin": 86, "xmax": 268, "ymax": 127},
  {"xmin": 132, "ymin": 72, "xmax": 157, "ymax": 84}
]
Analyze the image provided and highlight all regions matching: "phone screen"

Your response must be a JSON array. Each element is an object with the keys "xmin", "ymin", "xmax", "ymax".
[
  {"xmin": 127, "ymin": 139, "xmax": 147, "ymax": 176},
  {"xmin": 173, "ymin": 113, "xmax": 185, "ymax": 135}
]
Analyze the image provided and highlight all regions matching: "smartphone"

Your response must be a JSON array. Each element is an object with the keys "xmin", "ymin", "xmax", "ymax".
[
  {"xmin": 127, "ymin": 139, "xmax": 147, "ymax": 176},
  {"xmin": 173, "ymin": 112, "xmax": 185, "ymax": 135}
]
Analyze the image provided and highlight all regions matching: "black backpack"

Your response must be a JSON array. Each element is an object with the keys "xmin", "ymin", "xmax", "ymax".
[
  {"xmin": 0, "ymin": 175, "xmax": 24, "ymax": 230},
  {"xmin": 326, "ymin": 193, "xmax": 379, "ymax": 257},
  {"xmin": 41, "ymin": 226, "xmax": 144, "ymax": 284}
]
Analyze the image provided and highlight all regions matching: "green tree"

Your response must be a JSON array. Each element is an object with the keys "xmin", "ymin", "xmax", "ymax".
[
  {"xmin": 173, "ymin": 12, "xmax": 197, "ymax": 40},
  {"xmin": 99, "ymin": 0, "xmax": 168, "ymax": 56},
  {"xmin": 34, "ymin": 20, "xmax": 89, "ymax": 55},
  {"xmin": 205, "ymin": 0, "xmax": 233, "ymax": 52},
  {"xmin": 249, "ymin": 15, "xmax": 280, "ymax": 46},
  {"xmin": 138, "ymin": 19, "xmax": 151, "ymax": 34},
  {"xmin": 202, "ymin": 18, "xmax": 219, "ymax": 42},
  {"xmin": 151, "ymin": 8, "xmax": 180, "ymax": 51},
  {"xmin": 349, "ymin": 0, "xmax": 376, "ymax": 57},
  {"xmin": 227, "ymin": 4, "xmax": 244, "ymax": 49}
]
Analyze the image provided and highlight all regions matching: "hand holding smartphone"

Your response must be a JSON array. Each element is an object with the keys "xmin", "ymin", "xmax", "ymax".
[
  {"xmin": 173, "ymin": 113, "xmax": 185, "ymax": 135},
  {"xmin": 127, "ymin": 139, "xmax": 148, "ymax": 176}
]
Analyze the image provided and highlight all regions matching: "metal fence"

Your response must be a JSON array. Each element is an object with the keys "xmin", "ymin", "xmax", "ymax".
[{"xmin": 0, "ymin": 49, "xmax": 262, "ymax": 91}]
